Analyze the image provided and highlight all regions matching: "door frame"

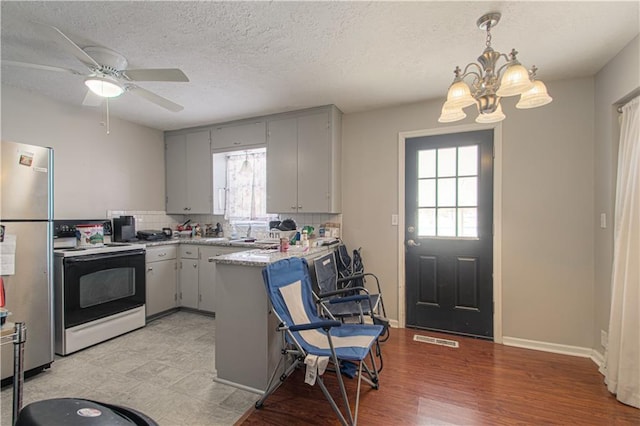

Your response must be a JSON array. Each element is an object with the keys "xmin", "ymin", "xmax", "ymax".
[{"xmin": 398, "ymin": 123, "xmax": 503, "ymax": 343}]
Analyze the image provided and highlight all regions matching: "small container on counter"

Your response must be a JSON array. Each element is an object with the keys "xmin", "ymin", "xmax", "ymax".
[{"xmin": 279, "ymin": 237, "xmax": 289, "ymax": 252}]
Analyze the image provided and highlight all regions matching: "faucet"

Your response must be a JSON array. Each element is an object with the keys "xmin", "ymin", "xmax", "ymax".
[{"xmin": 246, "ymin": 224, "xmax": 252, "ymax": 238}]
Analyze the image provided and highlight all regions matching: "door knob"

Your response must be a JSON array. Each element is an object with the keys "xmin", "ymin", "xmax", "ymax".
[{"xmin": 407, "ymin": 239, "xmax": 421, "ymax": 247}]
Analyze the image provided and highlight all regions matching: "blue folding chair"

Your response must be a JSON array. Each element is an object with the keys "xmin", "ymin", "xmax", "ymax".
[{"xmin": 256, "ymin": 257, "xmax": 383, "ymax": 426}]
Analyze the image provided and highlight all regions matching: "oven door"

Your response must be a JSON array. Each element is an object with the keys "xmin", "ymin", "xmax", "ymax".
[{"xmin": 63, "ymin": 249, "xmax": 145, "ymax": 328}]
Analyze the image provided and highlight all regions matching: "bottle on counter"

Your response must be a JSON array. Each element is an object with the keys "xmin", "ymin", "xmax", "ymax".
[{"xmin": 301, "ymin": 229, "xmax": 309, "ymax": 248}]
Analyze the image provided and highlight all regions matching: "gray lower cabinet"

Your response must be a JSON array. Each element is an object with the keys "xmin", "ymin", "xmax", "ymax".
[
  {"xmin": 145, "ymin": 246, "xmax": 178, "ymax": 317},
  {"xmin": 179, "ymin": 245, "xmax": 200, "ymax": 309},
  {"xmin": 179, "ymin": 244, "xmax": 247, "ymax": 313}
]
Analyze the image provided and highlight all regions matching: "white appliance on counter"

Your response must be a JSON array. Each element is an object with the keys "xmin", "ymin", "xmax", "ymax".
[
  {"xmin": 1, "ymin": 140, "xmax": 54, "ymax": 382},
  {"xmin": 53, "ymin": 220, "xmax": 146, "ymax": 355}
]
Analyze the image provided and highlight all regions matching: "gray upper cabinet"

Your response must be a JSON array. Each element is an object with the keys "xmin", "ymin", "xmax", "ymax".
[
  {"xmin": 212, "ymin": 121, "xmax": 266, "ymax": 151},
  {"xmin": 165, "ymin": 130, "xmax": 212, "ymax": 214},
  {"xmin": 266, "ymin": 106, "xmax": 342, "ymax": 213}
]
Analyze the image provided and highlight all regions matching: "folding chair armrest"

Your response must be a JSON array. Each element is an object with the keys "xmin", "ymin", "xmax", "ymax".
[
  {"xmin": 318, "ymin": 287, "xmax": 369, "ymax": 299},
  {"xmin": 338, "ymin": 273, "xmax": 383, "ymax": 293},
  {"xmin": 289, "ymin": 320, "xmax": 341, "ymax": 332},
  {"xmin": 328, "ymin": 294, "xmax": 369, "ymax": 304}
]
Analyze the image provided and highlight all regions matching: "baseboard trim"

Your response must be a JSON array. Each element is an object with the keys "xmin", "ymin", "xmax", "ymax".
[
  {"xmin": 502, "ymin": 336, "xmax": 593, "ymax": 358},
  {"xmin": 389, "ymin": 319, "xmax": 399, "ymax": 328},
  {"xmin": 591, "ymin": 349, "xmax": 605, "ymax": 369}
]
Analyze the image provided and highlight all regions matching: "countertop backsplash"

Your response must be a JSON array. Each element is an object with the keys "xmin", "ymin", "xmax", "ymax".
[
  {"xmin": 107, "ymin": 210, "xmax": 184, "ymax": 231},
  {"xmin": 107, "ymin": 210, "xmax": 342, "ymax": 240}
]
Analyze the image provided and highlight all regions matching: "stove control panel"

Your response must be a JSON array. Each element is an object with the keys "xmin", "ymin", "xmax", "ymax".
[{"xmin": 53, "ymin": 219, "xmax": 112, "ymax": 238}]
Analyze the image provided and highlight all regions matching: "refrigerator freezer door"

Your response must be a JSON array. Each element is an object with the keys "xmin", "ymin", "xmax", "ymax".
[
  {"xmin": 1, "ymin": 141, "xmax": 53, "ymax": 220},
  {"xmin": 1, "ymin": 221, "xmax": 54, "ymax": 380}
]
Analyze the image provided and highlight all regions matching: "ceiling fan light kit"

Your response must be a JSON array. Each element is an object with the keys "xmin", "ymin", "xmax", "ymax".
[
  {"xmin": 438, "ymin": 12, "xmax": 552, "ymax": 124},
  {"xmin": 84, "ymin": 75, "xmax": 124, "ymax": 98}
]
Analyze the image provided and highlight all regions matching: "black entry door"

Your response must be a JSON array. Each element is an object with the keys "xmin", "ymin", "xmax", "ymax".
[{"xmin": 405, "ymin": 130, "xmax": 493, "ymax": 339}]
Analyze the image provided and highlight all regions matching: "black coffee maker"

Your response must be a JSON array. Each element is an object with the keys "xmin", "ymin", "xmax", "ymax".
[{"xmin": 113, "ymin": 216, "xmax": 136, "ymax": 242}]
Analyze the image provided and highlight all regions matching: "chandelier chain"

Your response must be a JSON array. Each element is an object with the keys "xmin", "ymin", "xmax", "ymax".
[{"xmin": 485, "ymin": 26, "xmax": 492, "ymax": 48}]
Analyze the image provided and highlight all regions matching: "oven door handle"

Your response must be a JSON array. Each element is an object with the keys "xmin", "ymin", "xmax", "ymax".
[{"xmin": 63, "ymin": 249, "xmax": 146, "ymax": 263}]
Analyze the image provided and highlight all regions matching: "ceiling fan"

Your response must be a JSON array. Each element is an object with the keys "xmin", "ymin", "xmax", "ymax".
[{"xmin": 3, "ymin": 25, "xmax": 189, "ymax": 112}]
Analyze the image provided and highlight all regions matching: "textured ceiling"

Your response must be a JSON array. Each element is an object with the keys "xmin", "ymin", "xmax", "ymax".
[{"xmin": 1, "ymin": 1, "xmax": 639, "ymax": 131}]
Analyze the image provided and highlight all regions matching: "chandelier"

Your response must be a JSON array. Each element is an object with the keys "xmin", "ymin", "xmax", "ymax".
[{"xmin": 439, "ymin": 12, "xmax": 552, "ymax": 124}]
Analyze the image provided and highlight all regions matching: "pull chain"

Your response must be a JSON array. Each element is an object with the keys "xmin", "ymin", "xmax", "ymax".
[{"xmin": 106, "ymin": 96, "xmax": 110, "ymax": 135}]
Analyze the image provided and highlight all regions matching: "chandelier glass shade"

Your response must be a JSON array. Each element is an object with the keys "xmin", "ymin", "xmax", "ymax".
[
  {"xmin": 439, "ymin": 12, "xmax": 552, "ymax": 124},
  {"xmin": 84, "ymin": 75, "xmax": 124, "ymax": 98}
]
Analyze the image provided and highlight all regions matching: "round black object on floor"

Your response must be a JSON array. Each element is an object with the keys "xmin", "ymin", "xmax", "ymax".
[{"xmin": 15, "ymin": 398, "xmax": 158, "ymax": 426}]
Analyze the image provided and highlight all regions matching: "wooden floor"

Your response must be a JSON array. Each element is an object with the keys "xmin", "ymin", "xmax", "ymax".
[{"xmin": 236, "ymin": 328, "xmax": 639, "ymax": 425}]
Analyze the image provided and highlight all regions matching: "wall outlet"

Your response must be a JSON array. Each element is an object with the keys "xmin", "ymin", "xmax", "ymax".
[{"xmin": 601, "ymin": 330, "xmax": 608, "ymax": 348}]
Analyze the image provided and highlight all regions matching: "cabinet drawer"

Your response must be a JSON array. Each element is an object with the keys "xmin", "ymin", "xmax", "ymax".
[
  {"xmin": 180, "ymin": 245, "xmax": 199, "ymax": 259},
  {"xmin": 146, "ymin": 245, "xmax": 177, "ymax": 262},
  {"xmin": 212, "ymin": 122, "xmax": 266, "ymax": 150}
]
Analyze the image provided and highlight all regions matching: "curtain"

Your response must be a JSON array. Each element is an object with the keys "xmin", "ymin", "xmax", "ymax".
[
  {"xmin": 603, "ymin": 96, "xmax": 640, "ymax": 409},
  {"xmin": 224, "ymin": 150, "xmax": 268, "ymax": 220}
]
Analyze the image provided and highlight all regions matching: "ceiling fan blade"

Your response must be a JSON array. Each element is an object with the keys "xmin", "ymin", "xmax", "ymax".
[
  {"xmin": 128, "ymin": 85, "xmax": 184, "ymax": 112},
  {"xmin": 82, "ymin": 89, "xmax": 103, "ymax": 107},
  {"xmin": 123, "ymin": 69, "xmax": 189, "ymax": 82},
  {"xmin": 3, "ymin": 60, "xmax": 84, "ymax": 75},
  {"xmin": 48, "ymin": 25, "xmax": 100, "ymax": 68}
]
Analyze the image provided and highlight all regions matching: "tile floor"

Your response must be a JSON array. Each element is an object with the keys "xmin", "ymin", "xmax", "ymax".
[{"xmin": 0, "ymin": 311, "xmax": 257, "ymax": 425}]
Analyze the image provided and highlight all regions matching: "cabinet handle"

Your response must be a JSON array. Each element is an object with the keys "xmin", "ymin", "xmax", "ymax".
[
  {"xmin": 193, "ymin": 263, "xmax": 197, "ymax": 268},
  {"xmin": 298, "ymin": 205, "xmax": 302, "ymax": 209},
  {"xmin": 233, "ymin": 141, "xmax": 241, "ymax": 145},
  {"xmin": 208, "ymin": 257, "xmax": 215, "ymax": 262},
  {"xmin": 185, "ymin": 251, "xmax": 193, "ymax": 255},
  {"xmin": 291, "ymin": 206, "xmax": 296, "ymax": 210},
  {"xmin": 158, "ymin": 253, "xmax": 167, "ymax": 257},
  {"xmin": 147, "ymin": 267, "xmax": 153, "ymax": 271}
]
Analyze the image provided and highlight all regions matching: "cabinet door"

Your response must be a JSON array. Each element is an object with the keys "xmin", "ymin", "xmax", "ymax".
[
  {"xmin": 198, "ymin": 246, "xmax": 218, "ymax": 313},
  {"xmin": 146, "ymin": 259, "xmax": 178, "ymax": 317},
  {"xmin": 212, "ymin": 122, "xmax": 266, "ymax": 150},
  {"xmin": 266, "ymin": 117, "xmax": 298, "ymax": 213},
  {"xmin": 165, "ymin": 134, "xmax": 187, "ymax": 214},
  {"xmin": 180, "ymin": 259, "xmax": 199, "ymax": 309},
  {"xmin": 185, "ymin": 130, "xmax": 212, "ymax": 214},
  {"xmin": 297, "ymin": 112, "xmax": 331, "ymax": 213}
]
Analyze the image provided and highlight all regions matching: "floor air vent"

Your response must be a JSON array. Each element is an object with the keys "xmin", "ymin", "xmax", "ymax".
[{"xmin": 413, "ymin": 334, "xmax": 459, "ymax": 348}]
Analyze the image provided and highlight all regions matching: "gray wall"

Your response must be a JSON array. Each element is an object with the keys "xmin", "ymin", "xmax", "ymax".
[
  {"xmin": 1, "ymin": 85, "xmax": 165, "ymax": 218},
  {"xmin": 593, "ymin": 35, "xmax": 640, "ymax": 354},
  {"xmin": 342, "ymin": 77, "xmax": 597, "ymax": 348}
]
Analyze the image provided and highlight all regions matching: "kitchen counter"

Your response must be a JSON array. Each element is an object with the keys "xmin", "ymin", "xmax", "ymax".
[
  {"xmin": 214, "ymin": 244, "xmax": 334, "ymax": 393},
  {"xmin": 135, "ymin": 237, "xmax": 277, "ymax": 249},
  {"xmin": 213, "ymin": 245, "xmax": 334, "ymax": 266}
]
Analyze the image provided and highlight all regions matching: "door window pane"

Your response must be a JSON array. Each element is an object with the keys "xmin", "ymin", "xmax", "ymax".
[
  {"xmin": 437, "ymin": 178, "xmax": 456, "ymax": 206},
  {"xmin": 437, "ymin": 208, "xmax": 456, "ymax": 237},
  {"xmin": 414, "ymin": 144, "xmax": 480, "ymax": 238},
  {"xmin": 418, "ymin": 208, "xmax": 436, "ymax": 236},
  {"xmin": 437, "ymin": 148, "xmax": 456, "ymax": 177},
  {"xmin": 458, "ymin": 145, "xmax": 478, "ymax": 176},
  {"xmin": 458, "ymin": 177, "xmax": 477, "ymax": 206},
  {"xmin": 458, "ymin": 208, "xmax": 478, "ymax": 237},
  {"xmin": 418, "ymin": 150, "xmax": 436, "ymax": 178},
  {"xmin": 418, "ymin": 180, "xmax": 436, "ymax": 207}
]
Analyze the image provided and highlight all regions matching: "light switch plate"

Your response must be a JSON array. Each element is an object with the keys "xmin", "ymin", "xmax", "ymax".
[
  {"xmin": 600, "ymin": 213, "xmax": 607, "ymax": 229},
  {"xmin": 391, "ymin": 214, "xmax": 399, "ymax": 226}
]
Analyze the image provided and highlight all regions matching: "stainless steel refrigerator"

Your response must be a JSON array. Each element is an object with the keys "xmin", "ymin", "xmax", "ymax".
[{"xmin": 1, "ymin": 140, "xmax": 54, "ymax": 381}]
